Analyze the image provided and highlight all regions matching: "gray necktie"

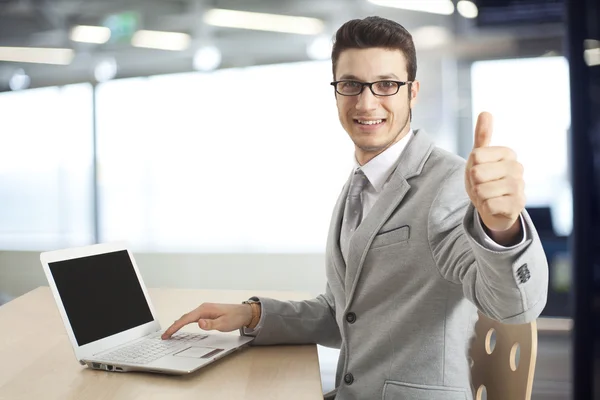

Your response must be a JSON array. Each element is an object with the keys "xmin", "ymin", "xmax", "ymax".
[{"xmin": 340, "ymin": 169, "xmax": 368, "ymax": 263}]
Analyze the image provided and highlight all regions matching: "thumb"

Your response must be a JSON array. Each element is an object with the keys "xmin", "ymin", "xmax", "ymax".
[
  {"xmin": 474, "ymin": 111, "xmax": 493, "ymax": 149},
  {"xmin": 198, "ymin": 318, "xmax": 218, "ymax": 331}
]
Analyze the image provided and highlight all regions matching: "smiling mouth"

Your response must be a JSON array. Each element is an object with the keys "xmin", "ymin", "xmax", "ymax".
[{"xmin": 354, "ymin": 119, "xmax": 386, "ymax": 126}]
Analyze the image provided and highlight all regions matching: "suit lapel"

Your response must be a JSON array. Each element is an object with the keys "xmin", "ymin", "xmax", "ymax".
[
  {"xmin": 343, "ymin": 172, "xmax": 410, "ymax": 301},
  {"xmin": 344, "ymin": 129, "xmax": 436, "ymax": 305}
]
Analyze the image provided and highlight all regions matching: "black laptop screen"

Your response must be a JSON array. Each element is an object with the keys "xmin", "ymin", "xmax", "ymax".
[{"xmin": 49, "ymin": 250, "xmax": 154, "ymax": 346}]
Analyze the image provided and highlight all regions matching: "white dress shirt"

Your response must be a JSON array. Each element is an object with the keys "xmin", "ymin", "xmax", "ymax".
[{"xmin": 244, "ymin": 129, "xmax": 526, "ymax": 335}]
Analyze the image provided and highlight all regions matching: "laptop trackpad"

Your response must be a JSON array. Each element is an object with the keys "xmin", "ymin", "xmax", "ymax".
[{"xmin": 174, "ymin": 346, "xmax": 224, "ymax": 359}]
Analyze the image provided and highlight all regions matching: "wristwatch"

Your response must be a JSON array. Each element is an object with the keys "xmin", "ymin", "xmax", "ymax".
[{"xmin": 242, "ymin": 299, "xmax": 261, "ymax": 329}]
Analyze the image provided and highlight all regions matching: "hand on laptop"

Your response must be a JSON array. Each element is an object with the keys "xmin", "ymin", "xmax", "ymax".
[{"xmin": 161, "ymin": 303, "xmax": 252, "ymax": 340}]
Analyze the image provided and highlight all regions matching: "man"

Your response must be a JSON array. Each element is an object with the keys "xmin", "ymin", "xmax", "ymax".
[{"xmin": 162, "ymin": 16, "xmax": 548, "ymax": 400}]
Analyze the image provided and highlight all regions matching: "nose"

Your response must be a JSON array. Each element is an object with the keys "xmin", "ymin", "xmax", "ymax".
[{"xmin": 355, "ymin": 87, "xmax": 379, "ymax": 112}]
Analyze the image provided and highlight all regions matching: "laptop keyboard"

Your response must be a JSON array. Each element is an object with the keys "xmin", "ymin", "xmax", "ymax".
[{"xmin": 99, "ymin": 332, "xmax": 209, "ymax": 365}]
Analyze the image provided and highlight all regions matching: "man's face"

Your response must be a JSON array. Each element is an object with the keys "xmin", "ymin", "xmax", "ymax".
[{"xmin": 334, "ymin": 47, "xmax": 419, "ymax": 165}]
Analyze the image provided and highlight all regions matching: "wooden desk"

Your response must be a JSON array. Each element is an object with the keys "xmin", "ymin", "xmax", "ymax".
[{"xmin": 0, "ymin": 287, "xmax": 323, "ymax": 400}]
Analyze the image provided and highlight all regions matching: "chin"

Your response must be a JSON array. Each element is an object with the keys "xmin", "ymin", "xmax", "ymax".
[
  {"xmin": 355, "ymin": 139, "xmax": 389, "ymax": 153},
  {"xmin": 353, "ymin": 133, "xmax": 388, "ymax": 146}
]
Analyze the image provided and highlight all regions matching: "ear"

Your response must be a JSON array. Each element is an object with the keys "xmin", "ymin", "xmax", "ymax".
[{"xmin": 409, "ymin": 80, "xmax": 420, "ymax": 108}]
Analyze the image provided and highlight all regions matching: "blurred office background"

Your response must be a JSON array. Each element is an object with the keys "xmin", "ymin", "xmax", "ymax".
[{"xmin": 0, "ymin": 0, "xmax": 581, "ymax": 398}]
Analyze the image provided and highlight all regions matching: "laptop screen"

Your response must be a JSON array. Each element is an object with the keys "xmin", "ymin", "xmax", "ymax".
[{"xmin": 49, "ymin": 250, "xmax": 154, "ymax": 346}]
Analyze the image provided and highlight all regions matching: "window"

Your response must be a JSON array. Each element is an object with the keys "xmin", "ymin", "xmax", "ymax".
[
  {"xmin": 471, "ymin": 56, "xmax": 572, "ymax": 236},
  {"xmin": 0, "ymin": 84, "xmax": 94, "ymax": 250},
  {"xmin": 96, "ymin": 62, "xmax": 353, "ymax": 252}
]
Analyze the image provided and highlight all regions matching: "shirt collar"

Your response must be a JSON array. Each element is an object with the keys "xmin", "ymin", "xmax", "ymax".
[{"xmin": 355, "ymin": 130, "xmax": 413, "ymax": 192}]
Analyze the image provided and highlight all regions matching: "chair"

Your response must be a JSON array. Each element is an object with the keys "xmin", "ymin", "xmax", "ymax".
[{"xmin": 470, "ymin": 311, "xmax": 538, "ymax": 400}]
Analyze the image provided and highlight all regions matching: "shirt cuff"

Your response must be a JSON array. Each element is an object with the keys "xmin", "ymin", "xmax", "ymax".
[
  {"xmin": 473, "ymin": 209, "xmax": 527, "ymax": 250},
  {"xmin": 241, "ymin": 303, "xmax": 265, "ymax": 336}
]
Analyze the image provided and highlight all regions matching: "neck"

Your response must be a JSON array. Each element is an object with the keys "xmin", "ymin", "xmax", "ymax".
[{"xmin": 355, "ymin": 124, "xmax": 411, "ymax": 166}]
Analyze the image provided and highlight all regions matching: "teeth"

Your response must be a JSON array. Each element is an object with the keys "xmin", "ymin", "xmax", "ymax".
[{"xmin": 357, "ymin": 119, "xmax": 383, "ymax": 125}]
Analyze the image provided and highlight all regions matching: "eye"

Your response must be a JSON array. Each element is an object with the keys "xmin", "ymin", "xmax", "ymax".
[
  {"xmin": 374, "ymin": 81, "xmax": 399, "ymax": 94},
  {"xmin": 377, "ymin": 81, "xmax": 397, "ymax": 89},
  {"xmin": 341, "ymin": 81, "xmax": 361, "ymax": 89}
]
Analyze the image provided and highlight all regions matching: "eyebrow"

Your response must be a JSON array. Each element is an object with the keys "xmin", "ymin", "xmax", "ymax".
[{"xmin": 338, "ymin": 73, "xmax": 402, "ymax": 81}]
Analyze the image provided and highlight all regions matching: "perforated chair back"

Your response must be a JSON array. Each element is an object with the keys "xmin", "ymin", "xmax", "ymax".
[{"xmin": 470, "ymin": 311, "xmax": 538, "ymax": 400}]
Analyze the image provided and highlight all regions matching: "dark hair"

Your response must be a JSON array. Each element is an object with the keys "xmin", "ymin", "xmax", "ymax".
[{"xmin": 331, "ymin": 16, "xmax": 417, "ymax": 82}]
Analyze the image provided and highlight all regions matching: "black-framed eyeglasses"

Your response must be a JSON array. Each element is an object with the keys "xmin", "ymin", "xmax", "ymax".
[{"xmin": 330, "ymin": 80, "xmax": 412, "ymax": 96}]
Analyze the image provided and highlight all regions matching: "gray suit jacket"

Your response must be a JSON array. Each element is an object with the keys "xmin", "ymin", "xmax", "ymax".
[{"xmin": 244, "ymin": 129, "xmax": 548, "ymax": 400}]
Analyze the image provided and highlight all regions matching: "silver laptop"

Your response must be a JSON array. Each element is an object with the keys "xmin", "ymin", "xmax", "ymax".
[{"xmin": 40, "ymin": 242, "xmax": 253, "ymax": 375}]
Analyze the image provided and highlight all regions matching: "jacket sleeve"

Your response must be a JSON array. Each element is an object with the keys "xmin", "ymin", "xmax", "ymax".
[
  {"xmin": 241, "ymin": 283, "xmax": 341, "ymax": 348},
  {"xmin": 428, "ymin": 165, "xmax": 549, "ymax": 324}
]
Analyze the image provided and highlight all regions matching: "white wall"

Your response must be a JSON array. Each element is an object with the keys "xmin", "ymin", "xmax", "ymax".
[{"xmin": 0, "ymin": 251, "xmax": 327, "ymax": 301}]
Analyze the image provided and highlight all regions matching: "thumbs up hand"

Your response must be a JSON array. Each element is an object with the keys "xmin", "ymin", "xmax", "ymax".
[{"xmin": 465, "ymin": 112, "xmax": 525, "ymax": 244}]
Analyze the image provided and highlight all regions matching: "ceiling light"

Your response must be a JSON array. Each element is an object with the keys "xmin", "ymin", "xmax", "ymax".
[
  {"xmin": 367, "ymin": 0, "xmax": 455, "ymax": 15},
  {"xmin": 94, "ymin": 58, "xmax": 118, "ymax": 82},
  {"xmin": 9, "ymin": 69, "xmax": 30, "ymax": 91},
  {"xmin": 457, "ymin": 1, "xmax": 478, "ymax": 18},
  {"xmin": 306, "ymin": 35, "xmax": 333, "ymax": 60},
  {"xmin": 0, "ymin": 47, "xmax": 74, "ymax": 65},
  {"xmin": 131, "ymin": 30, "xmax": 191, "ymax": 51},
  {"xmin": 193, "ymin": 46, "xmax": 222, "ymax": 72},
  {"xmin": 194, "ymin": 46, "xmax": 221, "ymax": 71},
  {"xmin": 70, "ymin": 25, "xmax": 111, "ymax": 44},
  {"xmin": 204, "ymin": 9, "xmax": 324, "ymax": 35}
]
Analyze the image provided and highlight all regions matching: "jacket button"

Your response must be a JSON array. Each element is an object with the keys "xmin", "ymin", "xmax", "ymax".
[
  {"xmin": 344, "ymin": 373, "xmax": 354, "ymax": 385},
  {"xmin": 517, "ymin": 263, "xmax": 531, "ymax": 283},
  {"xmin": 517, "ymin": 263, "xmax": 529, "ymax": 274},
  {"xmin": 346, "ymin": 312, "xmax": 356, "ymax": 324}
]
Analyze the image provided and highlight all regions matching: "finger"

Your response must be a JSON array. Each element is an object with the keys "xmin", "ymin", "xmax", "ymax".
[
  {"xmin": 161, "ymin": 319, "xmax": 188, "ymax": 339},
  {"xmin": 469, "ymin": 161, "xmax": 511, "ymax": 185},
  {"xmin": 162, "ymin": 311, "xmax": 201, "ymax": 339},
  {"xmin": 470, "ymin": 160, "xmax": 523, "ymax": 185},
  {"xmin": 473, "ymin": 178, "xmax": 522, "ymax": 202},
  {"xmin": 161, "ymin": 323, "xmax": 181, "ymax": 340},
  {"xmin": 474, "ymin": 112, "xmax": 493, "ymax": 149},
  {"xmin": 198, "ymin": 316, "xmax": 226, "ymax": 332},
  {"xmin": 470, "ymin": 146, "xmax": 517, "ymax": 166}
]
